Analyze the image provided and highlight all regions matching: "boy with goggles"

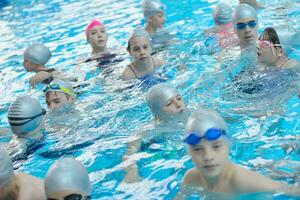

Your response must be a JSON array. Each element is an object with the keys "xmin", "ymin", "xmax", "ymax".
[
  {"xmin": 176, "ymin": 109, "xmax": 300, "ymax": 198},
  {"xmin": 44, "ymin": 79, "xmax": 76, "ymax": 111}
]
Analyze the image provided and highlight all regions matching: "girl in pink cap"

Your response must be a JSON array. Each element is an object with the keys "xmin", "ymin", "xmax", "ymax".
[{"xmin": 86, "ymin": 20, "xmax": 108, "ymax": 55}]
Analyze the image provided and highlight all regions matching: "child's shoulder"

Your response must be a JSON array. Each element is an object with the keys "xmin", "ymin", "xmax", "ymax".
[
  {"xmin": 154, "ymin": 57, "xmax": 164, "ymax": 68},
  {"xmin": 121, "ymin": 63, "xmax": 136, "ymax": 80},
  {"xmin": 183, "ymin": 167, "xmax": 203, "ymax": 186}
]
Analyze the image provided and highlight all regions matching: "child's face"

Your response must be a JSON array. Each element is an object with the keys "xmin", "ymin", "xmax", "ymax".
[
  {"xmin": 234, "ymin": 18, "xmax": 258, "ymax": 46},
  {"xmin": 23, "ymin": 59, "xmax": 36, "ymax": 72},
  {"xmin": 87, "ymin": 25, "xmax": 108, "ymax": 50},
  {"xmin": 188, "ymin": 137, "xmax": 229, "ymax": 178},
  {"xmin": 128, "ymin": 37, "xmax": 152, "ymax": 62},
  {"xmin": 149, "ymin": 12, "xmax": 165, "ymax": 29},
  {"xmin": 46, "ymin": 92, "xmax": 73, "ymax": 110},
  {"xmin": 162, "ymin": 95, "xmax": 185, "ymax": 114},
  {"xmin": 257, "ymin": 41, "xmax": 280, "ymax": 66}
]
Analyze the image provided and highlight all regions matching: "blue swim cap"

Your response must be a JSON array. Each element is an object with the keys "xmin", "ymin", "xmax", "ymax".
[
  {"xmin": 146, "ymin": 83, "xmax": 178, "ymax": 118},
  {"xmin": 213, "ymin": 3, "xmax": 233, "ymax": 25},
  {"xmin": 233, "ymin": 4, "xmax": 257, "ymax": 24},
  {"xmin": 24, "ymin": 44, "xmax": 52, "ymax": 66},
  {"xmin": 8, "ymin": 96, "xmax": 45, "ymax": 136},
  {"xmin": 44, "ymin": 158, "xmax": 91, "ymax": 197},
  {"xmin": 142, "ymin": 0, "xmax": 166, "ymax": 18},
  {"xmin": 0, "ymin": 145, "xmax": 14, "ymax": 187}
]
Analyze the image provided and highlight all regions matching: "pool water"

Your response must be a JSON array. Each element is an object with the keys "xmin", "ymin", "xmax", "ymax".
[{"xmin": 0, "ymin": 0, "xmax": 299, "ymax": 199}]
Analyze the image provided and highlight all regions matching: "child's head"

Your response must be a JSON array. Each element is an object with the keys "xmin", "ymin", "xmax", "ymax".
[
  {"xmin": 239, "ymin": 0, "xmax": 258, "ymax": 8},
  {"xmin": 147, "ymin": 83, "xmax": 185, "ymax": 120},
  {"xmin": 23, "ymin": 44, "xmax": 52, "ymax": 71},
  {"xmin": 233, "ymin": 4, "xmax": 258, "ymax": 46},
  {"xmin": 184, "ymin": 109, "xmax": 230, "ymax": 179},
  {"xmin": 44, "ymin": 158, "xmax": 91, "ymax": 200},
  {"xmin": 213, "ymin": 3, "xmax": 233, "ymax": 26},
  {"xmin": 127, "ymin": 27, "xmax": 152, "ymax": 62},
  {"xmin": 86, "ymin": 20, "xmax": 108, "ymax": 53},
  {"xmin": 8, "ymin": 96, "xmax": 46, "ymax": 136},
  {"xmin": 44, "ymin": 79, "xmax": 75, "ymax": 111},
  {"xmin": 142, "ymin": 0, "xmax": 166, "ymax": 29}
]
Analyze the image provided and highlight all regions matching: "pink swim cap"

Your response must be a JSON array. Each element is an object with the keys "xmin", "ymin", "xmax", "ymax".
[{"xmin": 85, "ymin": 20, "xmax": 103, "ymax": 35}]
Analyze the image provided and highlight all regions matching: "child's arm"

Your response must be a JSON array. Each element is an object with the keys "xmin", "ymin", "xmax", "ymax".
[{"xmin": 233, "ymin": 165, "xmax": 300, "ymax": 195}]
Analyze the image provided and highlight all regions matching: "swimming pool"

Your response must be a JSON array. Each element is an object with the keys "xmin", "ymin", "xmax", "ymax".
[{"xmin": 0, "ymin": 0, "xmax": 299, "ymax": 199}]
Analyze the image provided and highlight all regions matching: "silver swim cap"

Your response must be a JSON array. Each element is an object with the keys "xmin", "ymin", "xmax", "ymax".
[
  {"xmin": 24, "ymin": 44, "xmax": 52, "ymax": 66},
  {"xmin": 185, "ymin": 109, "xmax": 227, "ymax": 138},
  {"xmin": 0, "ymin": 145, "xmax": 14, "ymax": 187},
  {"xmin": 44, "ymin": 158, "xmax": 91, "ymax": 197},
  {"xmin": 233, "ymin": 4, "xmax": 257, "ymax": 24},
  {"xmin": 213, "ymin": 3, "xmax": 233, "ymax": 25},
  {"xmin": 146, "ymin": 83, "xmax": 178, "ymax": 117},
  {"xmin": 142, "ymin": 0, "xmax": 166, "ymax": 18},
  {"xmin": 128, "ymin": 26, "xmax": 151, "ymax": 43},
  {"xmin": 8, "ymin": 96, "xmax": 45, "ymax": 136},
  {"xmin": 44, "ymin": 79, "xmax": 76, "ymax": 97},
  {"xmin": 275, "ymin": 25, "xmax": 300, "ymax": 55}
]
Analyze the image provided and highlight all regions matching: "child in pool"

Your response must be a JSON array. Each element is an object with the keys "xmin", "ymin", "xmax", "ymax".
[
  {"xmin": 7, "ymin": 96, "xmax": 46, "ymax": 160},
  {"xmin": 176, "ymin": 109, "xmax": 300, "ymax": 198},
  {"xmin": 86, "ymin": 20, "xmax": 108, "ymax": 56},
  {"xmin": 258, "ymin": 27, "xmax": 299, "ymax": 69},
  {"xmin": 44, "ymin": 79, "xmax": 76, "ymax": 111},
  {"xmin": 122, "ymin": 83, "xmax": 185, "ymax": 183},
  {"xmin": 0, "ymin": 145, "xmax": 46, "ymax": 200},
  {"xmin": 121, "ymin": 27, "xmax": 164, "ymax": 81}
]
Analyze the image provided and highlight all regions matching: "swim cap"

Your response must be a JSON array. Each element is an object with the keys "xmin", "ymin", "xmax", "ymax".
[
  {"xmin": 275, "ymin": 25, "xmax": 300, "ymax": 55},
  {"xmin": 233, "ymin": 4, "xmax": 257, "ymax": 24},
  {"xmin": 146, "ymin": 83, "xmax": 178, "ymax": 117},
  {"xmin": 8, "ymin": 96, "xmax": 45, "ymax": 136},
  {"xmin": 185, "ymin": 109, "xmax": 228, "ymax": 138},
  {"xmin": 128, "ymin": 26, "xmax": 151, "ymax": 44},
  {"xmin": 0, "ymin": 145, "xmax": 14, "ymax": 187},
  {"xmin": 85, "ymin": 20, "xmax": 103, "ymax": 36},
  {"xmin": 213, "ymin": 3, "xmax": 233, "ymax": 25},
  {"xmin": 142, "ymin": 0, "xmax": 166, "ymax": 18},
  {"xmin": 44, "ymin": 79, "xmax": 76, "ymax": 97},
  {"xmin": 44, "ymin": 158, "xmax": 91, "ymax": 196},
  {"xmin": 24, "ymin": 44, "xmax": 52, "ymax": 66}
]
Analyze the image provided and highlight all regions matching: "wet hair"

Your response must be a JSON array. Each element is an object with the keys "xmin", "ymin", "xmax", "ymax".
[{"xmin": 259, "ymin": 27, "xmax": 282, "ymax": 49}]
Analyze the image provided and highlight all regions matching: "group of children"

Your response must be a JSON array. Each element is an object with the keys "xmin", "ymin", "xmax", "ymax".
[{"xmin": 1, "ymin": 0, "xmax": 300, "ymax": 199}]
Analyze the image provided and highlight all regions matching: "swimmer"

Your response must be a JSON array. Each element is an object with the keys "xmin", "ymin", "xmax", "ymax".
[
  {"xmin": 44, "ymin": 157, "xmax": 92, "ymax": 200},
  {"xmin": 239, "ymin": 0, "xmax": 261, "ymax": 9},
  {"xmin": 43, "ymin": 79, "xmax": 76, "ymax": 111},
  {"xmin": 7, "ymin": 96, "xmax": 46, "ymax": 160},
  {"xmin": 86, "ymin": 20, "xmax": 109, "ymax": 56},
  {"xmin": 258, "ymin": 27, "xmax": 299, "ymax": 69},
  {"xmin": 122, "ymin": 84, "xmax": 185, "ymax": 183},
  {"xmin": 121, "ymin": 27, "xmax": 164, "ymax": 81},
  {"xmin": 176, "ymin": 109, "xmax": 300, "ymax": 198},
  {"xmin": 0, "ymin": 145, "xmax": 46, "ymax": 200}
]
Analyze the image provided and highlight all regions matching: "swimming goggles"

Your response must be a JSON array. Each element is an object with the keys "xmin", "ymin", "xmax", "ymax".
[
  {"xmin": 257, "ymin": 40, "xmax": 281, "ymax": 49},
  {"xmin": 184, "ymin": 128, "xmax": 226, "ymax": 146},
  {"xmin": 235, "ymin": 20, "xmax": 257, "ymax": 30},
  {"xmin": 43, "ymin": 83, "xmax": 75, "ymax": 97},
  {"xmin": 8, "ymin": 108, "xmax": 46, "ymax": 126},
  {"xmin": 47, "ymin": 194, "xmax": 91, "ymax": 200}
]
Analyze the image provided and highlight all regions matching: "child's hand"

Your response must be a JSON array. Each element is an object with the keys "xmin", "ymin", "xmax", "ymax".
[{"xmin": 29, "ymin": 71, "xmax": 52, "ymax": 87}]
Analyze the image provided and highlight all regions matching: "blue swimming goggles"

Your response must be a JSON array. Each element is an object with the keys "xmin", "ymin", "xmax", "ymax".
[
  {"xmin": 43, "ymin": 83, "xmax": 75, "ymax": 97},
  {"xmin": 47, "ymin": 194, "xmax": 91, "ymax": 200},
  {"xmin": 235, "ymin": 20, "xmax": 257, "ymax": 30},
  {"xmin": 184, "ymin": 128, "xmax": 226, "ymax": 146},
  {"xmin": 8, "ymin": 108, "xmax": 46, "ymax": 126}
]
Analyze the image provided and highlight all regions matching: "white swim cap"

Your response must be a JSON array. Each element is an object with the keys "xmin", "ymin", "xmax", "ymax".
[
  {"xmin": 24, "ymin": 44, "xmax": 52, "ymax": 66},
  {"xmin": 142, "ymin": 0, "xmax": 166, "ymax": 18},
  {"xmin": 44, "ymin": 158, "xmax": 91, "ymax": 197},
  {"xmin": 8, "ymin": 96, "xmax": 45, "ymax": 136},
  {"xmin": 0, "ymin": 145, "xmax": 14, "ymax": 187},
  {"xmin": 213, "ymin": 3, "xmax": 233, "ymax": 25},
  {"xmin": 233, "ymin": 4, "xmax": 257, "ymax": 24},
  {"xmin": 128, "ymin": 26, "xmax": 151, "ymax": 43},
  {"xmin": 44, "ymin": 79, "xmax": 76, "ymax": 97}
]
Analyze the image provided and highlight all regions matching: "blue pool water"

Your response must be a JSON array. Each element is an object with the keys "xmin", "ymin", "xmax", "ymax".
[{"xmin": 0, "ymin": 0, "xmax": 299, "ymax": 199}]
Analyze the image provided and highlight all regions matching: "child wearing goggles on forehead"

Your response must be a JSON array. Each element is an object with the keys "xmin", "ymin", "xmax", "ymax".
[
  {"xmin": 44, "ymin": 79, "xmax": 76, "ymax": 111},
  {"xmin": 175, "ymin": 109, "xmax": 300, "ymax": 199}
]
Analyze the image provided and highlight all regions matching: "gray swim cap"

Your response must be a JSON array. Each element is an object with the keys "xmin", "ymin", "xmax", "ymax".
[
  {"xmin": 0, "ymin": 145, "xmax": 14, "ymax": 187},
  {"xmin": 275, "ymin": 25, "xmax": 300, "ymax": 55},
  {"xmin": 24, "ymin": 44, "xmax": 52, "ymax": 66},
  {"xmin": 142, "ymin": 0, "xmax": 166, "ymax": 18},
  {"xmin": 233, "ymin": 4, "xmax": 257, "ymax": 24},
  {"xmin": 185, "ymin": 109, "xmax": 227, "ymax": 138},
  {"xmin": 44, "ymin": 158, "xmax": 91, "ymax": 196},
  {"xmin": 8, "ymin": 96, "xmax": 45, "ymax": 136},
  {"xmin": 128, "ymin": 26, "xmax": 151, "ymax": 45},
  {"xmin": 146, "ymin": 83, "xmax": 178, "ymax": 117},
  {"xmin": 44, "ymin": 79, "xmax": 76, "ymax": 97},
  {"xmin": 213, "ymin": 3, "xmax": 233, "ymax": 25}
]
